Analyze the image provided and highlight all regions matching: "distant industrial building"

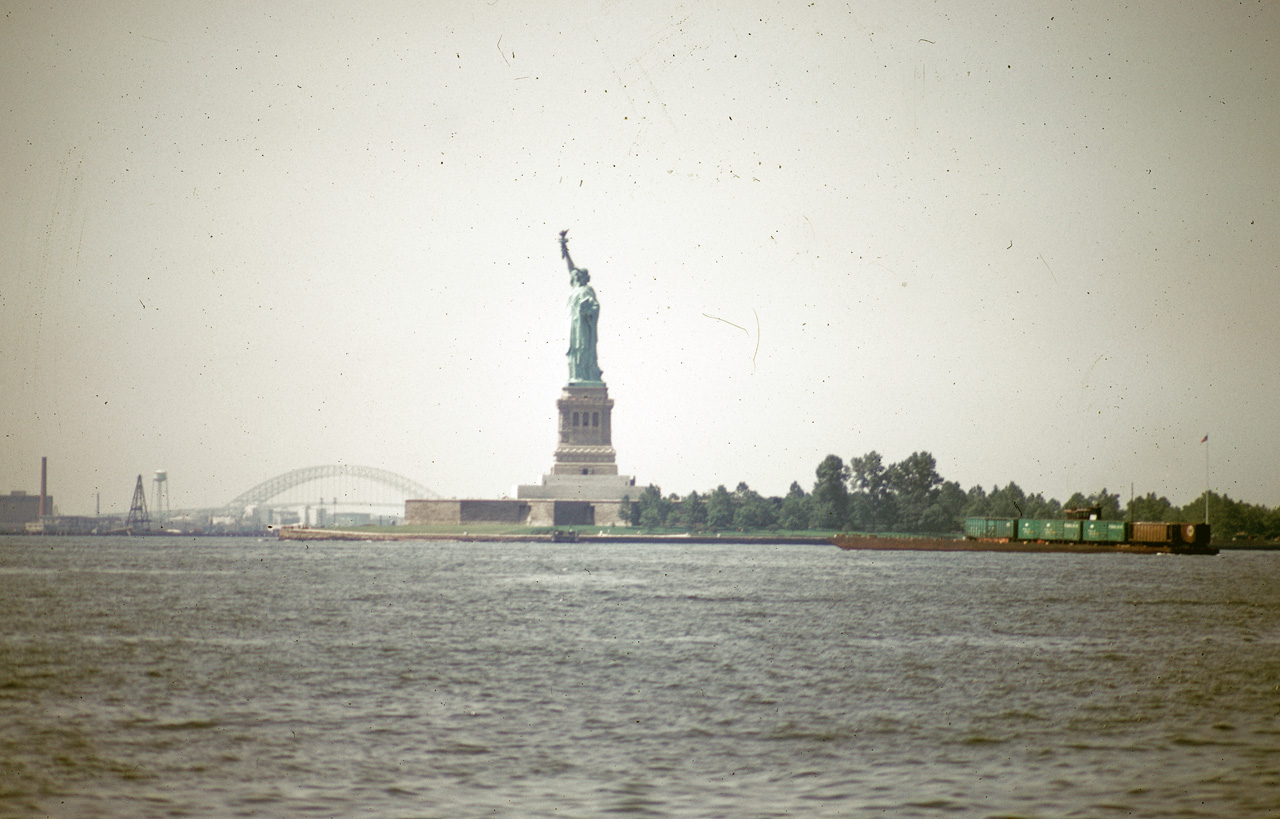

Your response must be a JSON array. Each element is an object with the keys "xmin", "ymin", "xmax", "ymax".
[
  {"xmin": 24, "ymin": 515, "xmax": 108, "ymax": 535},
  {"xmin": 1, "ymin": 490, "xmax": 54, "ymax": 533}
]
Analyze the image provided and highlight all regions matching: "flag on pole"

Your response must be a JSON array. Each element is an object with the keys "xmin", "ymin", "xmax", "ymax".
[{"xmin": 1201, "ymin": 435, "xmax": 1209, "ymax": 443}]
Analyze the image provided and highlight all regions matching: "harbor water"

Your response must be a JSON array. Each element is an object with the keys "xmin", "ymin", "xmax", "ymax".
[{"xmin": 2, "ymin": 536, "xmax": 1278, "ymax": 817}]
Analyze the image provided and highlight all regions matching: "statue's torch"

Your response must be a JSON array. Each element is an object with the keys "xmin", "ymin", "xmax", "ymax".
[{"xmin": 558, "ymin": 229, "xmax": 576, "ymax": 271}]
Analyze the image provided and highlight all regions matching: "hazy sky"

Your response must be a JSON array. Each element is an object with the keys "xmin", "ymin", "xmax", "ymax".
[{"xmin": 3, "ymin": 0, "xmax": 1277, "ymax": 515}]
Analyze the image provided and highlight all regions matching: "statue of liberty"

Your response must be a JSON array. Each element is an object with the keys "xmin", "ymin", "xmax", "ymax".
[{"xmin": 558, "ymin": 230, "xmax": 603, "ymax": 385}]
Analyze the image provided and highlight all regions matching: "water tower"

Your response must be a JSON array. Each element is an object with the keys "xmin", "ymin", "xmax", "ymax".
[{"xmin": 152, "ymin": 470, "xmax": 170, "ymax": 524}]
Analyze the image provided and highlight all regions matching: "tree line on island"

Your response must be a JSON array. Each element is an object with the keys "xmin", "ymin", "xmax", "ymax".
[{"xmin": 622, "ymin": 451, "xmax": 1280, "ymax": 541}]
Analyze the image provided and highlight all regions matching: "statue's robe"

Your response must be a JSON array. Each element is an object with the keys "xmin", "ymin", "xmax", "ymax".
[{"xmin": 567, "ymin": 283, "xmax": 602, "ymax": 383}]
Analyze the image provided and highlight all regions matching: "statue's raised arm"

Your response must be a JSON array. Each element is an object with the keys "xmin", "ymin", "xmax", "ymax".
[{"xmin": 558, "ymin": 229, "xmax": 577, "ymax": 274}]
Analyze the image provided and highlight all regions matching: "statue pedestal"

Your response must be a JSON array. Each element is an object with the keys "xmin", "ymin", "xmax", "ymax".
[
  {"xmin": 409, "ymin": 233, "xmax": 640, "ymax": 530},
  {"xmin": 517, "ymin": 384, "xmax": 635, "ymax": 501}
]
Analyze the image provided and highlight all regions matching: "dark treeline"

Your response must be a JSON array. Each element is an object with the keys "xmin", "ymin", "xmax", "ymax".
[{"xmin": 625, "ymin": 451, "xmax": 1280, "ymax": 540}]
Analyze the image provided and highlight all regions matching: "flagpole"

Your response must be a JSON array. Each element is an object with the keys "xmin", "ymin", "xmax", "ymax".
[{"xmin": 1203, "ymin": 435, "xmax": 1210, "ymax": 525}]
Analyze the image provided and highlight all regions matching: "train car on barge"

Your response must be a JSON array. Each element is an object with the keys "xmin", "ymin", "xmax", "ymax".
[
  {"xmin": 833, "ymin": 508, "xmax": 1216, "ymax": 555},
  {"xmin": 961, "ymin": 513, "xmax": 1214, "ymax": 554}
]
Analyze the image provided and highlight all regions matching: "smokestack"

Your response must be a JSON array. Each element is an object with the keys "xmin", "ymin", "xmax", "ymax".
[{"xmin": 39, "ymin": 457, "xmax": 47, "ymax": 517}]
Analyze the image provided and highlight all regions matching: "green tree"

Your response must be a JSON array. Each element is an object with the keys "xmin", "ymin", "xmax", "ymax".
[
  {"xmin": 706, "ymin": 485, "xmax": 735, "ymax": 530},
  {"xmin": 885, "ymin": 451, "xmax": 943, "ymax": 531},
  {"xmin": 919, "ymin": 480, "xmax": 967, "ymax": 533},
  {"xmin": 1180, "ymin": 491, "xmax": 1280, "ymax": 540},
  {"xmin": 1129, "ymin": 492, "xmax": 1175, "ymax": 522},
  {"xmin": 778, "ymin": 482, "xmax": 812, "ymax": 531},
  {"xmin": 1091, "ymin": 489, "xmax": 1123, "ymax": 519},
  {"xmin": 670, "ymin": 490, "xmax": 707, "ymax": 530},
  {"xmin": 848, "ymin": 451, "xmax": 889, "ymax": 531},
  {"xmin": 810, "ymin": 455, "xmax": 850, "ymax": 530},
  {"xmin": 733, "ymin": 483, "xmax": 776, "ymax": 531},
  {"xmin": 987, "ymin": 482, "xmax": 1028, "ymax": 517},
  {"xmin": 1021, "ymin": 492, "xmax": 1061, "ymax": 520},
  {"xmin": 1064, "ymin": 492, "xmax": 1090, "ymax": 514},
  {"xmin": 635, "ymin": 484, "xmax": 671, "ymax": 529},
  {"xmin": 1063, "ymin": 489, "xmax": 1121, "ymax": 519},
  {"xmin": 961, "ymin": 484, "xmax": 990, "ymax": 518},
  {"xmin": 887, "ymin": 451, "xmax": 942, "ymax": 498}
]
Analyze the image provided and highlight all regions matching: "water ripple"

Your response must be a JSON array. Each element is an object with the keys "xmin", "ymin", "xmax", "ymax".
[{"xmin": 2, "ymin": 537, "xmax": 1278, "ymax": 817}]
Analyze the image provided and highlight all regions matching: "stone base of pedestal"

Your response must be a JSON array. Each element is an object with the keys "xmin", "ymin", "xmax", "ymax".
[
  {"xmin": 515, "ymin": 473, "xmax": 636, "ymax": 501},
  {"xmin": 404, "ymin": 378, "xmax": 639, "ymax": 531},
  {"xmin": 404, "ymin": 497, "xmax": 631, "ymax": 528}
]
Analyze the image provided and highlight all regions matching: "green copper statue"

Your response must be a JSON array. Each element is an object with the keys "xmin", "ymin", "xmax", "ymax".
[{"xmin": 559, "ymin": 230, "xmax": 603, "ymax": 385}]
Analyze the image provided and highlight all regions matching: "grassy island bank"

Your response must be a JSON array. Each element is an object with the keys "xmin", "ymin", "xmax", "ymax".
[{"xmin": 275, "ymin": 523, "xmax": 841, "ymax": 545}]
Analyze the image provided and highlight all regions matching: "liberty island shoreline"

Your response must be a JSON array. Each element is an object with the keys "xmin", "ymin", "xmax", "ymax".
[
  {"xmin": 275, "ymin": 526, "xmax": 836, "ymax": 545},
  {"xmin": 273, "ymin": 525, "xmax": 1244, "ymax": 552}
]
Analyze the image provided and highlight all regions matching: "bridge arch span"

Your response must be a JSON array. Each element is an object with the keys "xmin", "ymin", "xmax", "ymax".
[{"xmin": 227, "ymin": 465, "xmax": 440, "ymax": 512}]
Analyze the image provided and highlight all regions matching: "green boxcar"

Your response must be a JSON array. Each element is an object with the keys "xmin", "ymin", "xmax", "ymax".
[
  {"xmin": 1016, "ymin": 519, "xmax": 1070, "ymax": 541},
  {"xmin": 1083, "ymin": 520, "xmax": 1127, "ymax": 542},
  {"xmin": 967, "ymin": 517, "xmax": 1092, "ymax": 542},
  {"xmin": 964, "ymin": 517, "xmax": 1016, "ymax": 539},
  {"xmin": 1017, "ymin": 518, "xmax": 1045, "ymax": 540}
]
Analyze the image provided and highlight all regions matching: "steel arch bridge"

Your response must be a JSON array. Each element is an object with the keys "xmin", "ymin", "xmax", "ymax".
[{"xmin": 226, "ymin": 465, "xmax": 440, "ymax": 513}]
